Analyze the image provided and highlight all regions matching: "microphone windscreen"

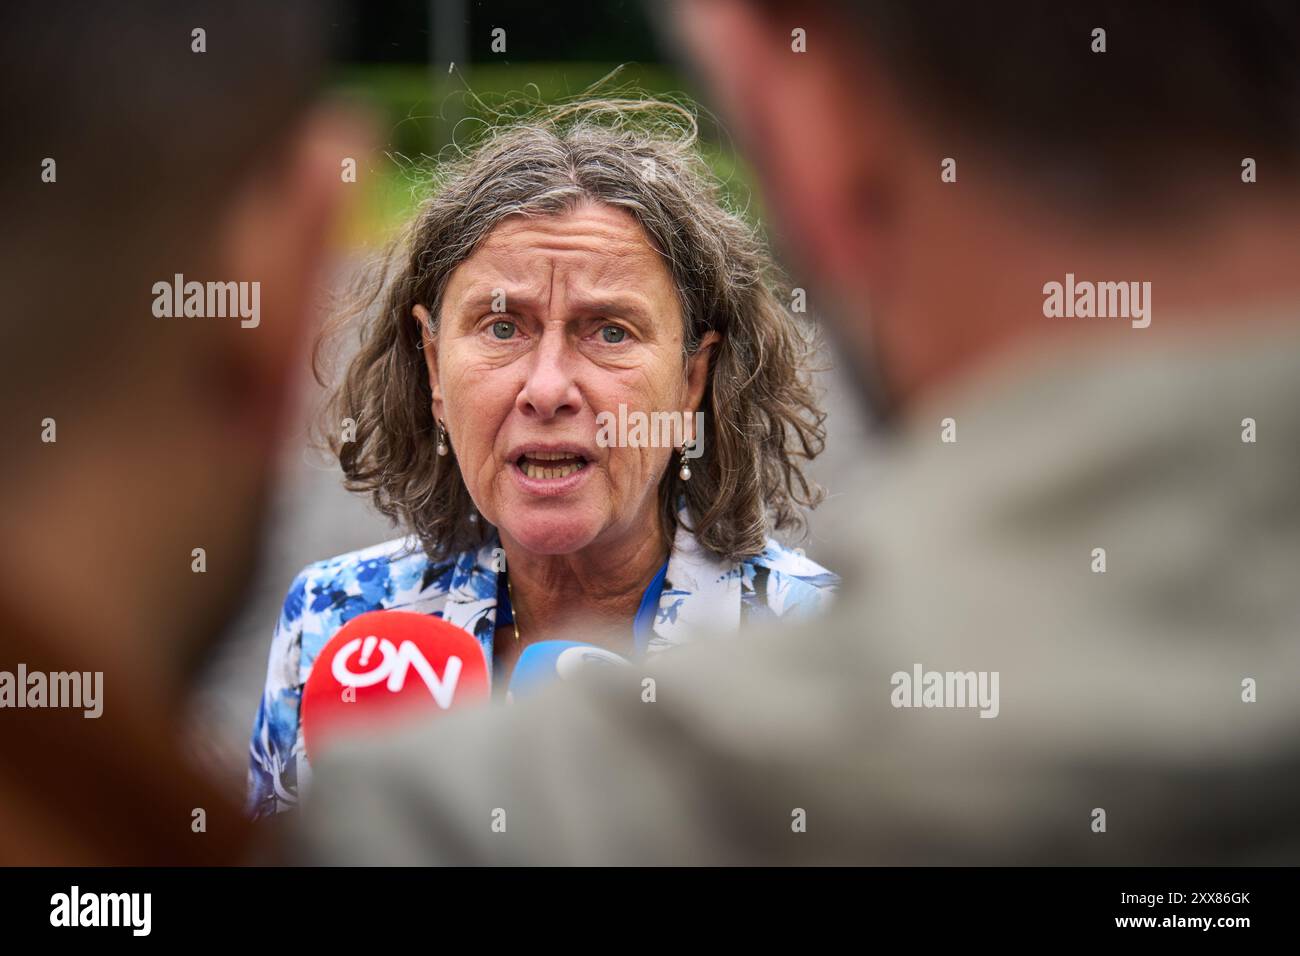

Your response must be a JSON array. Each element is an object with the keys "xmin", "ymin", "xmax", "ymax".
[
  {"xmin": 507, "ymin": 640, "xmax": 629, "ymax": 702},
  {"xmin": 302, "ymin": 610, "xmax": 490, "ymax": 759}
]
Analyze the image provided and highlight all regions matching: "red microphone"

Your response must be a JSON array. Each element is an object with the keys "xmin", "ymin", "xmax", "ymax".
[{"xmin": 301, "ymin": 610, "xmax": 491, "ymax": 759}]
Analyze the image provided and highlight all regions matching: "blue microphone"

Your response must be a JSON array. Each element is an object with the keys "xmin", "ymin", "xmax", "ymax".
[{"xmin": 506, "ymin": 641, "xmax": 630, "ymax": 702}]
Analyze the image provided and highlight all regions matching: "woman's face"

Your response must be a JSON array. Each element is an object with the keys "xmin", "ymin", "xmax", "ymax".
[{"xmin": 418, "ymin": 201, "xmax": 716, "ymax": 558}]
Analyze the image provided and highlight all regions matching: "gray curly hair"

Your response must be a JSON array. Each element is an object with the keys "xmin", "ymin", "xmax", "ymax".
[{"xmin": 317, "ymin": 96, "xmax": 825, "ymax": 563}]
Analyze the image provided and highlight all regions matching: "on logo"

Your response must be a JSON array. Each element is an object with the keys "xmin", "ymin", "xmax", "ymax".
[{"xmin": 332, "ymin": 636, "xmax": 464, "ymax": 708}]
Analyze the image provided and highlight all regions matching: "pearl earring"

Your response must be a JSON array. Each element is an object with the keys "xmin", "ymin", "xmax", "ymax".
[
  {"xmin": 678, "ymin": 446, "xmax": 692, "ymax": 481},
  {"xmin": 436, "ymin": 420, "xmax": 449, "ymax": 457}
]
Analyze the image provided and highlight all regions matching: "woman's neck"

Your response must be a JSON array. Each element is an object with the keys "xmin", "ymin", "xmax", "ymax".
[{"xmin": 499, "ymin": 521, "xmax": 669, "ymax": 649}]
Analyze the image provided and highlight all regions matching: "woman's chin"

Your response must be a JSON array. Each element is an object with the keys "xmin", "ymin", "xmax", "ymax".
[{"xmin": 501, "ymin": 510, "xmax": 603, "ymax": 556}]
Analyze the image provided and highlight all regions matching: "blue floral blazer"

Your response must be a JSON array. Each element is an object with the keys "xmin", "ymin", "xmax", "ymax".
[{"xmin": 246, "ymin": 521, "xmax": 839, "ymax": 819}]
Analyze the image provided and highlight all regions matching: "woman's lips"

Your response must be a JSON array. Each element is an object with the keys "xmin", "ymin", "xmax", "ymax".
[
  {"xmin": 517, "ymin": 451, "xmax": 586, "ymax": 480},
  {"xmin": 511, "ymin": 453, "xmax": 592, "ymax": 496}
]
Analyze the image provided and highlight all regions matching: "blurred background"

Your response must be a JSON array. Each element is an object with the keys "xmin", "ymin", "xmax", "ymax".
[{"xmin": 187, "ymin": 0, "xmax": 875, "ymax": 792}]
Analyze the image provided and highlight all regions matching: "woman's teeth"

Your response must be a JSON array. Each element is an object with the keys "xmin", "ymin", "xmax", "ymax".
[{"xmin": 518, "ymin": 454, "xmax": 586, "ymax": 480}]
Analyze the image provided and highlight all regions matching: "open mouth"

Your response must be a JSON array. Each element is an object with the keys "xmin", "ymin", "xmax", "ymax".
[{"xmin": 514, "ymin": 450, "xmax": 590, "ymax": 480}]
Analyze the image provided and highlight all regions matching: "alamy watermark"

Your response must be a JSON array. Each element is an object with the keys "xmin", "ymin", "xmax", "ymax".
[
  {"xmin": 152, "ymin": 273, "xmax": 260, "ymax": 328},
  {"xmin": 595, "ymin": 403, "xmax": 704, "ymax": 458},
  {"xmin": 1042, "ymin": 273, "xmax": 1151, "ymax": 329},
  {"xmin": 50, "ymin": 886, "xmax": 150, "ymax": 936},
  {"xmin": 0, "ymin": 664, "xmax": 103, "ymax": 718},
  {"xmin": 890, "ymin": 663, "xmax": 999, "ymax": 718}
]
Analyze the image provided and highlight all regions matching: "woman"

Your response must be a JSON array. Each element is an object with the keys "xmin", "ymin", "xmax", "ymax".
[{"xmin": 247, "ymin": 98, "xmax": 837, "ymax": 818}]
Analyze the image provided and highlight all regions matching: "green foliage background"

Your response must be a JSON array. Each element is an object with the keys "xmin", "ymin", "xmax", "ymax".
[{"xmin": 329, "ymin": 63, "xmax": 758, "ymax": 245}]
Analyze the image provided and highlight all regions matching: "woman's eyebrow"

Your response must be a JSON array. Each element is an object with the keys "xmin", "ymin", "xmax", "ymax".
[
  {"xmin": 455, "ymin": 288, "xmax": 654, "ymax": 323},
  {"xmin": 567, "ymin": 296, "xmax": 653, "ymax": 323},
  {"xmin": 454, "ymin": 289, "xmax": 521, "ymax": 313}
]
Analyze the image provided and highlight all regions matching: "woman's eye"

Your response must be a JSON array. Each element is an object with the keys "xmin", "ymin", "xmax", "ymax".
[
  {"xmin": 491, "ymin": 320, "xmax": 516, "ymax": 340},
  {"xmin": 600, "ymin": 325, "xmax": 626, "ymax": 344}
]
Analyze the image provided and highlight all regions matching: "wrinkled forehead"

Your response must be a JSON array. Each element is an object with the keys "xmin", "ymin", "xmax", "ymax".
[{"xmin": 444, "ymin": 201, "xmax": 680, "ymax": 312}]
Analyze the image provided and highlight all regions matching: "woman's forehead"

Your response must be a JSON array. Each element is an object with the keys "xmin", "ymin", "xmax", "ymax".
[{"xmin": 445, "ymin": 203, "xmax": 677, "ymax": 306}]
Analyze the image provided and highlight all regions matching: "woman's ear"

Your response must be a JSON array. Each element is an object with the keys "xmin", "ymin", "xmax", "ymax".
[
  {"xmin": 413, "ymin": 304, "xmax": 443, "ymax": 419},
  {"xmin": 683, "ymin": 331, "xmax": 721, "ymax": 437}
]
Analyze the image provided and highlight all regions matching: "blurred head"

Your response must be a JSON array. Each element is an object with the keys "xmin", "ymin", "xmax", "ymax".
[
  {"xmin": 0, "ymin": 0, "xmax": 353, "ymax": 687},
  {"xmin": 670, "ymin": 0, "xmax": 1300, "ymax": 415},
  {"xmin": 326, "ymin": 99, "xmax": 825, "ymax": 564}
]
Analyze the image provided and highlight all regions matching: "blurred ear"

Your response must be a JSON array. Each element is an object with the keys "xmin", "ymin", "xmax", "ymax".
[
  {"xmin": 412, "ymin": 304, "xmax": 444, "ymax": 421},
  {"xmin": 672, "ymin": 0, "xmax": 892, "ymax": 292},
  {"xmin": 210, "ymin": 104, "xmax": 369, "ymax": 452}
]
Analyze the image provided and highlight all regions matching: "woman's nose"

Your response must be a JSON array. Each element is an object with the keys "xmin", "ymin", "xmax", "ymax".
[{"xmin": 515, "ymin": 332, "xmax": 582, "ymax": 420}]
